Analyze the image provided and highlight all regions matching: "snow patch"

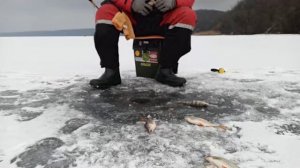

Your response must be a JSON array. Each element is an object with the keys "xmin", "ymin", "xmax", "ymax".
[
  {"xmin": 0, "ymin": 104, "xmax": 82, "ymax": 167},
  {"xmin": 229, "ymin": 121, "xmax": 300, "ymax": 168}
]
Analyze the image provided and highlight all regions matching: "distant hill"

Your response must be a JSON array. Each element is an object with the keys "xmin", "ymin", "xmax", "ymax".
[
  {"xmin": 194, "ymin": 9, "xmax": 225, "ymax": 33},
  {"xmin": 218, "ymin": 0, "xmax": 300, "ymax": 34},
  {"xmin": 194, "ymin": 0, "xmax": 300, "ymax": 35},
  {"xmin": 0, "ymin": 29, "xmax": 94, "ymax": 37}
]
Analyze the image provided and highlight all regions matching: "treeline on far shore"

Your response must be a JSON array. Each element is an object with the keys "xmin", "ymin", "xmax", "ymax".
[{"xmin": 194, "ymin": 0, "xmax": 300, "ymax": 35}]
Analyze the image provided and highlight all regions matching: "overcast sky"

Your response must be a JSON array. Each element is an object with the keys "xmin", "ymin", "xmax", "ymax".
[{"xmin": 0, "ymin": 0, "xmax": 240, "ymax": 33}]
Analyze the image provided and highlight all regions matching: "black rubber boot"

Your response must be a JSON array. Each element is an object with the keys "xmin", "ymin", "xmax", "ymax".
[
  {"xmin": 155, "ymin": 67, "xmax": 186, "ymax": 87},
  {"xmin": 90, "ymin": 68, "xmax": 121, "ymax": 89},
  {"xmin": 172, "ymin": 63, "xmax": 178, "ymax": 74}
]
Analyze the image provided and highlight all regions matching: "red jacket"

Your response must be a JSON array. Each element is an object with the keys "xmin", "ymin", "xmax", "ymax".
[
  {"xmin": 97, "ymin": 0, "xmax": 197, "ymax": 34},
  {"xmin": 112, "ymin": 0, "xmax": 195, "ymax": 13}
]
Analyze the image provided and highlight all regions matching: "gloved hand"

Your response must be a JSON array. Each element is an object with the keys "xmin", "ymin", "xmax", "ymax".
[
  {"xmin": 155, "ymin": 0, "xmax": 176, "ymax": 12},
  {"xmin": 132, "ymin": 0, "xmax": 153, "ymax": 16}
]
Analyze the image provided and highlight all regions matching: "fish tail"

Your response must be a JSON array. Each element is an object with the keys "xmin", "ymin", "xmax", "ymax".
[
  {"xmin": 179, "ymin": 100, "xmax": 209, "ymax": 107},
  {"xmin": 194, "ymin": 101, "xmax": 201, "ymax": 106},
  {"xmin": 146, "ymin": 127, "xmax": 154, "ymax": 134},
  {"xmin": 218, "ymin": 125, "xmax": 228, "ymax": 131}
]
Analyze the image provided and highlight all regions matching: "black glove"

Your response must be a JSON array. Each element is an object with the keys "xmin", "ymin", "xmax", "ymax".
[
  {"xmin": 155, "ymin": 0, "xmax": 176, "ymax": 12},
  {"xmin": 132, "ymin": 0, "xmax": 153, "ymax": 16}
]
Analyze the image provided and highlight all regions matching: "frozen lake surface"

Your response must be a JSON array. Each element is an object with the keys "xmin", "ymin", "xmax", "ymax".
[{"xmin": 0, "ymin": 36, "xmax": 300, "ymax": 168}]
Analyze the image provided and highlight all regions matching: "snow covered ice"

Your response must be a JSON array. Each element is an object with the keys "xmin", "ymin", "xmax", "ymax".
[{"xmin": 0, "ymin": 35, "xmax": 300, "ymax": 168}]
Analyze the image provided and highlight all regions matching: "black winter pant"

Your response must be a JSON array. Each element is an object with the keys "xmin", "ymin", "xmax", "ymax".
[{"xmin": 94, "ymin": 24, "xmax": 192, "ymax": 70}]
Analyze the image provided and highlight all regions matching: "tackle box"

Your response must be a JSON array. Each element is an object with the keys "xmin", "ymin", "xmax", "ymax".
[{"xmin": 132, "ymin": 36, "xmax": 164, "ymax": 78}]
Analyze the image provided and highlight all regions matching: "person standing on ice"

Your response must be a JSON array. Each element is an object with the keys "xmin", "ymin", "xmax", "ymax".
[{"xmin": 90, "ymin": 0, "xmax": 196, "ymax": 89}]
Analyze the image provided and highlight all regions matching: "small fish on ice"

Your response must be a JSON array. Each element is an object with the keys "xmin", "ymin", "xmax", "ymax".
[
  {"xmin": 178, "ymin": 100, "xmax": 209, "ymax": 108},
  {"xmin": 140, "ymin": 115, "xmax": 157, "ymax": 133},
  {"xmin": 185, "ymin": 116, "xmax": 227, "ymax": 131},
  {"xmin": 205, "ymin": 156, "xmax": 240, "ymax": 168}
]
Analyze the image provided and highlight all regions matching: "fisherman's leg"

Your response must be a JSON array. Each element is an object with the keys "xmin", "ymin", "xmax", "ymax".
[
  {"xmin": 155, "ymin": 7, "xmax": 196, "ymax": 87},
  {"xmin": 90, "ymin": 4, "xmax": 122, "ymax": 89},
  {"xmin": 94, "ymin": 24, "xmax": 120, "ymax": 69},
  {"xmin": 160, "ymin": 27, "xmax": 192, "ymax": 73}
]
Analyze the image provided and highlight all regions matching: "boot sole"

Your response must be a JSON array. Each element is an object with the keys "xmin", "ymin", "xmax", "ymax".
[
  {"xmin": 155, "ymin": 78, "xmax": 186, "ymax": 87},
  {"xmin": 90, "ymin": 82, "xmax": 121, "ymax": 90}
]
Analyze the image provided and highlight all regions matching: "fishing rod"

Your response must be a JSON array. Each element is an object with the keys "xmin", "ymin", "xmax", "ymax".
[{"xmin": 88, "ymin": 0, "xmax": 99, "ymax": 9}]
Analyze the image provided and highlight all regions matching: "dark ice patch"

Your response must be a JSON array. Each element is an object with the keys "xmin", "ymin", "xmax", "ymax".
[
  {"xmin": 128, "ymin": 90, "xmax": 177, "ymax": 107},
  {"xmin": 285, "ymin": 88, "xmax": 300, "ymax": 94},
  {"xmin": 255, "ymin": 105, "xmax": 280, "ymax": 116},
  {"xmin": 239, "ymin": 79, "xmax": 264, "ymax": 83},
  {"xmin": 11, "ymin": 137, "xmax": 64, "ymax": 168},
  {"xmin": 223, "ymin": 78, "xmax": 264, "ymax": 83},
  {"xmin": 0, "ymin": 90, "xmax": 19, "ymax": 96},
  {"xmin": 70, "ymin": 86, "xmax": 188, "ymax": 124},
  {"xmin": 129, "ymin": 97, "xmax": 151, "ymax": 104},
  {"xmin": 0, "ymin": 90, "xmax": 20, "ymax": 110},
  {"xmin": 275, "ymin": 123, "xmax": 300, "ymax": 135},
  {"xmin": 67, "ymin": 79, "xmax": 248, "ymax": 124},
  {"xmin": 128, "ymin": 90, "xmax": 155, "ymax": 104},
  {"xmin": 60, "ymin": 118, "xmax": 90, "ymax": 134},
  {"xmin": 0, "ymin": 90, "xmax": 51, "ymax": 111},
  {"xmin": 0, "ymin": 104, "xmax": 16, "ymax": 111},
  {"xmin": 0, "ymin": 86, "xmax": 74, "ymax": 121},
  {"xmin": 0, "ymin": 75, "xmax": 261, "ymax": 125},
  {"xmin": 17, "ymin": 111, "xmax": 43, "ymax": 121},
  {"xmin": 257, "ymin": 144, "xmax": 276, "ymax": 154},
  {"xmin": 44, "ymin": 157, "xmax": 76, "ymax": 168},
  {"xmin": 15, "ymin": 106, "xmax": 44, "ymax": 121},
  {"xmin": 0, "ymin": 97, "xmax": 18, "ymax": 105},
  {"xmin": 178, "ymin": 91, "xmax": 247, "ymax": 121}
]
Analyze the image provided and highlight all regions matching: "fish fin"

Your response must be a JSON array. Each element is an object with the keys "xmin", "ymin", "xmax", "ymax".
[
  {"xmin": 211, "ymin": 156, "xmax": 224, "ymax": 160},
  {"xmin": 139, "ymin": 116, "xmax": 147, "ymax": 122}
]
